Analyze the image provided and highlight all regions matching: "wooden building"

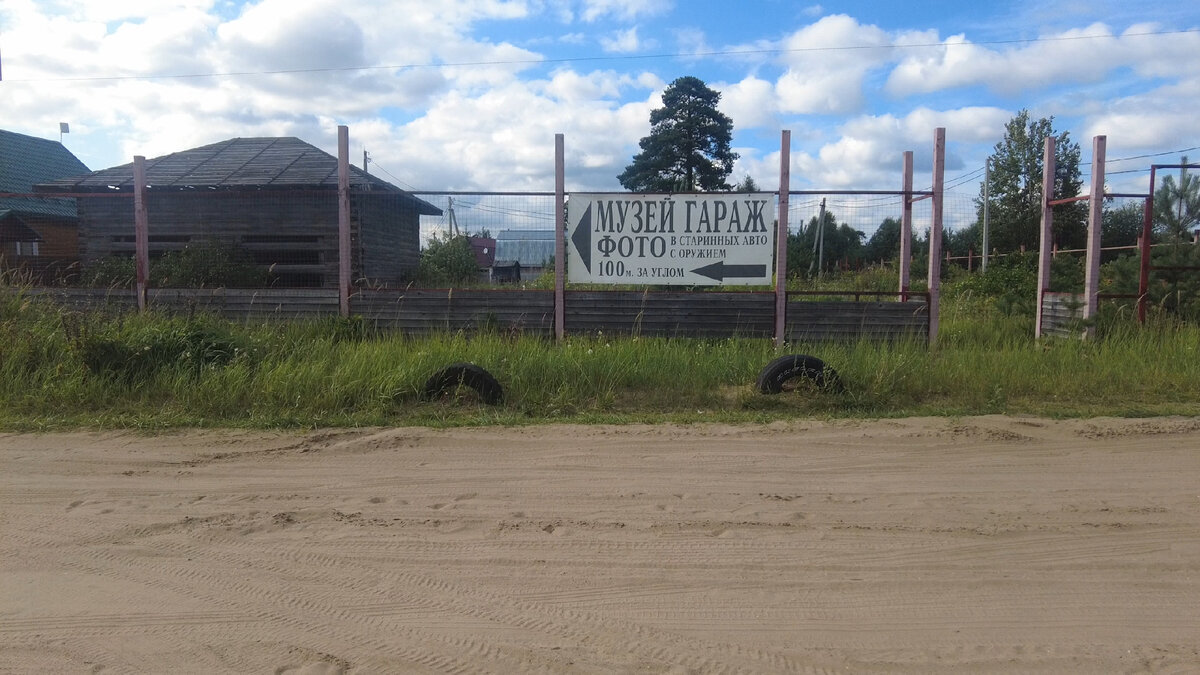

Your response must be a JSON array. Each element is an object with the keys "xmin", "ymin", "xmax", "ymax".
[
  {"xmin": 0, "ymin": 129, "xmax": 90, "ymax": 281},
  {"xmin": 36, "ymin": 137, "xmax": 440, "ymax": 287}
]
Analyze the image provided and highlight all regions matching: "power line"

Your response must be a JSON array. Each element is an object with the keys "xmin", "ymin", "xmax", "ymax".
[
  {"xmin": 367, "ymin": 161, "xmax": 419, "ymax": 191},
  {"xmin": 1099, "ymin": 145, "xmax": 1199, "ymax": 163},
  {"xmin": 7, "ymin": 28, "xmax": 1198, "ymax": 84}
]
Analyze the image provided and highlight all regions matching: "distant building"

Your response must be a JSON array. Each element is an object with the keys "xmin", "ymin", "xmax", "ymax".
[
  {"xmin": 0, "ymin": 129, "xmax": 90, "ymax": 281},
  {"xmin": 36, "ymin": 137, "xmax": 441, "ymax": 287},
  {"xmin": 494, "ymin": 229, "xmax": 555, "ymax": 279}
]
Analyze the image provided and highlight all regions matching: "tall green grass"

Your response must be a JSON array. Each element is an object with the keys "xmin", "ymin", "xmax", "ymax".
[{"xmin": 1, "ymin": 285, "xmax": 1198, "ymax": 429}]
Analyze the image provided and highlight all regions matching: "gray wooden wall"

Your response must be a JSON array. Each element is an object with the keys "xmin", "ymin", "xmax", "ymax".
[
  {"xmin": 18, "ymin": 288, "xmax": 929, "ymax": 342},
  {"xmin": 1040, "ymin": 292, "xmax": 1085, "ymax": 339},
  {"xmin": 75, "ymin": 190, "xmax": 421, "ymax": 288}
]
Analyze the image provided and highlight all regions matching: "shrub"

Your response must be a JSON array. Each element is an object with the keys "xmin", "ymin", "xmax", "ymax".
[
  {"xmin": 1103, "ymin": 245, "xmax": 1200, "ymax": 320},
  {"xmin": 83, "ymin": 240, "xmax": 268, "ymax": 289},
  {"xmin": 416, "ymin": 234, "xmax": 479, "ymax": 287},
  {"xmin": 74, "ymin": 315, "xmax": 250, "ymax": 381}
]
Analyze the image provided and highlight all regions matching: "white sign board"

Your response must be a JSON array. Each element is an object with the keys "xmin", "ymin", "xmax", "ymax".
[{"xmin": 566, "ymin": 193, "xmax": 775, "ymax": 285}]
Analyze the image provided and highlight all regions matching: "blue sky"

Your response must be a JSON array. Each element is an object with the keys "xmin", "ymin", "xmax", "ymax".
[{"xmin": 1, "ymin": 0, "xmax": 1198, "ymax": 236}]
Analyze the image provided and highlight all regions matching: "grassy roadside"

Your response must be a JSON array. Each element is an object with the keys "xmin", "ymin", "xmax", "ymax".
[{"xmin": 2, "ymin": 284, "xmax": 1198, "ymax": 430}]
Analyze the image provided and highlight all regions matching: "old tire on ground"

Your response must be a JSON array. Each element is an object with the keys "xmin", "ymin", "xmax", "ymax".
[
  {"xmin": 756, "ymin": 354, "xmax": 842, "ymax": 395},
  {"xmin": 422, "ymin": 363, "xmax": 504, "ymax": 405}
]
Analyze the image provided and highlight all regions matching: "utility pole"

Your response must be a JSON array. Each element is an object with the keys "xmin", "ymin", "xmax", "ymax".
[
  {"xmin": 982, "ymin": 158, "xmax": 990, "ymax": 273},
  {"xmin": 447, "ymin": 197, "xmax": 460, "ymax": 237},
  {"xmin": 1180, "ymin": 156, "xmax": 1188, "ymax": 225},
  {"xmin": 363, "ymin": 149, "xmax": 370, "ymax": 174}
]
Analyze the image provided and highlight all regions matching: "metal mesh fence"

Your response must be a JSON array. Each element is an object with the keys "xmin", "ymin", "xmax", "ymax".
[
  {"xmin": 3, "ymin": 188, "xmax": 981, "ymax": 290},
  {"xmin": 1, "ymin": 191, "xmax": 98, "ymax": 285}
]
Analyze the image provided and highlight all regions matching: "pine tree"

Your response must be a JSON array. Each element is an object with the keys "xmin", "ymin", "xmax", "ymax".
[
  {"xmin": 1154, "ymin": 158, "xmax": 1200, "ymax": 241},
  {"xmin": 618, "ymin": 76, "xmax": 738, "ymax": 192}
]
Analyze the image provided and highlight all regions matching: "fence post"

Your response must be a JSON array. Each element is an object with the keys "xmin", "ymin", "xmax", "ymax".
[
  {"xmin": 1137, "ymin": 167, "xmax": 1156, "ymax": 323},
  {"xmin": 774, "ymin": 130, "xmax": 790, "ymax": 349},
  {"xmin": 554, "ymin": 133, "xmax": 565, "ymax": 342},
  {"xmin": 927, "ymin": 128, "xmax": 945, "ymax": 345},
  {"xmin": 337, "ymin": 125, "xmax": 351, "ymax": 318},
  {"xmin": 1035, "ymin": 136, "xmax": 1055, "ymax": 339},
  {"xmin": 133, "ymin": 155, "xmax": 149, "ymax": 312},
  {"xmin": 899, "ymin": 151, "xmax": 913, "ymax": 301},
  {"xmin": 1082, "ymin": 135, "xmax": 1106, "ymax": 338}
]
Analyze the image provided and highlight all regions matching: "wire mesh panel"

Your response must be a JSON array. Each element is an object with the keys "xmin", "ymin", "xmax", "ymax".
[
  {"xmin": 412, "ymin": 192, "xmax": 558, "ymax": 287},
  {"xmin": 0, "ymin": 191, "xmax": 98, "ymax": 285}
]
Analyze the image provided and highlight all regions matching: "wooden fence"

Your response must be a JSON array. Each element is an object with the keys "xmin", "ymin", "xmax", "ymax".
[
  {"xmin": 1040, "ymin": 292, "xmax": 1085, "ymax": 339},
  {"xmin": 13, "ymin": 287, "xmax": 929, "ymax": 342}
]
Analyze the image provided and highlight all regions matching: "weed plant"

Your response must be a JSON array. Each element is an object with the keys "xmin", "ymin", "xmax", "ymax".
[{"xmin": 1, "ymin": 273, "xmax": 1198, "ymax": 429}]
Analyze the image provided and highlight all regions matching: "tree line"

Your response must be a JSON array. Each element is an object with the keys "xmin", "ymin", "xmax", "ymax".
[{"xmin": 618, "ymin": 78, "xmax": 1198, "ymax": 278}]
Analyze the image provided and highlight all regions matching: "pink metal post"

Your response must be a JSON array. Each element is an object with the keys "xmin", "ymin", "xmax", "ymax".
[
  {"xmin": 899, "ymin": 151, "xmax": 913, "ymax": 301},
  {"xmin": 1137, "ymin": 166, "xmax": 1157, "ymax": 323},
  {"xmin": 133, "ymin": 155, "xmax": 149, "ymax": 312},
  {"xmin": 926, "ymin": 129, "xmax": 945, "ymax": 345},
  {"xmin": 1082, "ymin": 135, "xmax": 1105, "ymax": 337},
  {"xmin": 554, "ymin": 134, "xmax": 566, "ymax": 342},
  {"xmin": 774, "ymin": 130, "xmax": 791, "ymax": 349},
  {"xmin": 337, "ymin": 125, "xmax": 351, "ymax": 318},
  {"xmin": 1034, "ymin": 136, "xmax": 1056, "ymax": 339}
]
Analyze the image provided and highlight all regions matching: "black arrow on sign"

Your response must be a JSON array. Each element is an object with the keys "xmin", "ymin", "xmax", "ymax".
[
  {"xmin": 691, "ymin": 260, "xmax": 768, "ymax": 282},
  {"xmin": 571, "ymin": 204, "xmax": 592, "ymax": 274}
]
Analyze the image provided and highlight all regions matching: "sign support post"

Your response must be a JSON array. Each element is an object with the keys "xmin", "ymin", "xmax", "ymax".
[
  {"xmin": 927, "ymin": 128, "xmax": 945, "ymax": 346},
  {"xmin": 554, "ymin": 134, "xmax": 566, "ymax": 342},
  {"xmin": 1035, "ymin": 136, "xmax": 1056, "ymax": 339},
  {"xmin": 1083, "ymin": 135, "xmax": 1106, "ymax": 338},
  {"xmin": 774, "ymin": 130, "xmax": 790, "ymax": 349},
  {"xmin": 899, "ymin": 151, "xmax": 913, "ymax": 301}
]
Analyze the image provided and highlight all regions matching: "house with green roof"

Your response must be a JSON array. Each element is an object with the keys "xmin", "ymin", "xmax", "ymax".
[{"xmin": 0, "ymin": 129, "xmax": 90, "ymax": 279}]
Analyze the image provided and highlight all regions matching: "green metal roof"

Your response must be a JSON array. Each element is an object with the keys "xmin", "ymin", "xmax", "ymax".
[{"xmin": 0, "ymin": 129, "xmax": 90, "ymax": 220}]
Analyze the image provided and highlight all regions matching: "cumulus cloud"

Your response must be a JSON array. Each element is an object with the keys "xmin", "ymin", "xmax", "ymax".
[
  {"xmin": 216, "ymin": 1, "xmax": 368, "ymax": 72},
  {"xmin": 1080, "ymin": 76, "xmax": 1200, "ymax": 152},
  {"xmin": 773, "ymin": 15, "xmax": 892, "ymax": 114},
  {"xmin": 0, "ymin": 0, "xmax": 545, "ymax": 172},
  {"xmin": 577, "ymin": 0, "xmax": 672, "ymax": 22},
  {"xmin": 600, "ymin": 27, "xmax": 643, "ymax": 54},
  {"xmin": 719, "ymin": 76, "xmax": 779, "ymax": 131},
  {"xmin": 387, "ymin": 78, "xmax": 656, "ymax": 190},
  {"xmin": 885, "ymin": 22, "xmax": 1200, "ymax": 97},
  {"xmin": 1, "ymin": 0, "xmax": 1194, "ymax": 212}
]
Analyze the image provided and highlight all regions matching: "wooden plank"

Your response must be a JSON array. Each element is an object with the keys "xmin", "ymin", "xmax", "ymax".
[{"xmin": 786, "ymin": 300, "xmax": 928, "ymax": 342}]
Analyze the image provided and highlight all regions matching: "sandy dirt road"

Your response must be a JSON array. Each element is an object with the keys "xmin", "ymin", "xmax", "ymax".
[{"xmin": 2, "ymin": 416, "xmax": 1200, "ymax": 673}]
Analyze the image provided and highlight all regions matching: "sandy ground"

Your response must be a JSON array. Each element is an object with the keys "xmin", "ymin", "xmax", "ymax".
[{"xmin": 2, "ymin": 416, "xmax": 1200, "ymax": 674}]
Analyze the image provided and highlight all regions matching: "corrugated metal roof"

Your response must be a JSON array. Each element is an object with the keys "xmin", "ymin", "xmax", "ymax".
[
  {"xmin": 0, "ymin": 211, "xmax": 45, "ymax": 243},
  {"xmin": 0, "ymin": 129, "xmax": 89, "ymax": 219},
  {"xmin": 33, "ymin": 136, "xmax": 441, "ymax": 215},
  {"xmin": 495, "ymin": 231, "xmax": 555, "ymax": 267},
  {"xmin": 498, "ymin": 229, "xmax": 555, "ymax": 241}
]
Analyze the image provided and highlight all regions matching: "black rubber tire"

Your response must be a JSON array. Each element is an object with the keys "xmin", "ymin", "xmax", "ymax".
[
  {"xmin": 756, "ymin": 354, "xmax": 842, "ymax": 394},
  {"xmin": 422, "ymin": 363, "xmax": 504, "ymax": 405}
]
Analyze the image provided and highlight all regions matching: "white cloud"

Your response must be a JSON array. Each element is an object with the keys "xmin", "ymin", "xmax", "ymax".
[
  {"xmin": 1081, "ymin": 77, "xmax": 1200, "ymax": 149},
  {"xmin": 386, "ymin": 74, "xmax": 660, "ymax": 191},
  {"xmin": 719, "ymin": 76, "xmax": 778, "ymax": 130},
  {"xmin": 578, "ymin": 0, "xmax": 672, "ymax": 22},
  {"xmin": 217, "ymin": 1, "xmax": 367, "ymax": 72},
  {"xmin": 600, "ymin": 27, "xmax": 643, "ymax": 54},
  {"xmin": 885, "ymin": 22, "xmax": 1200, "ymax": 97},
  {"xmin": 773, "ymin": 15, "xmax": 892, "ymax": 114}
]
